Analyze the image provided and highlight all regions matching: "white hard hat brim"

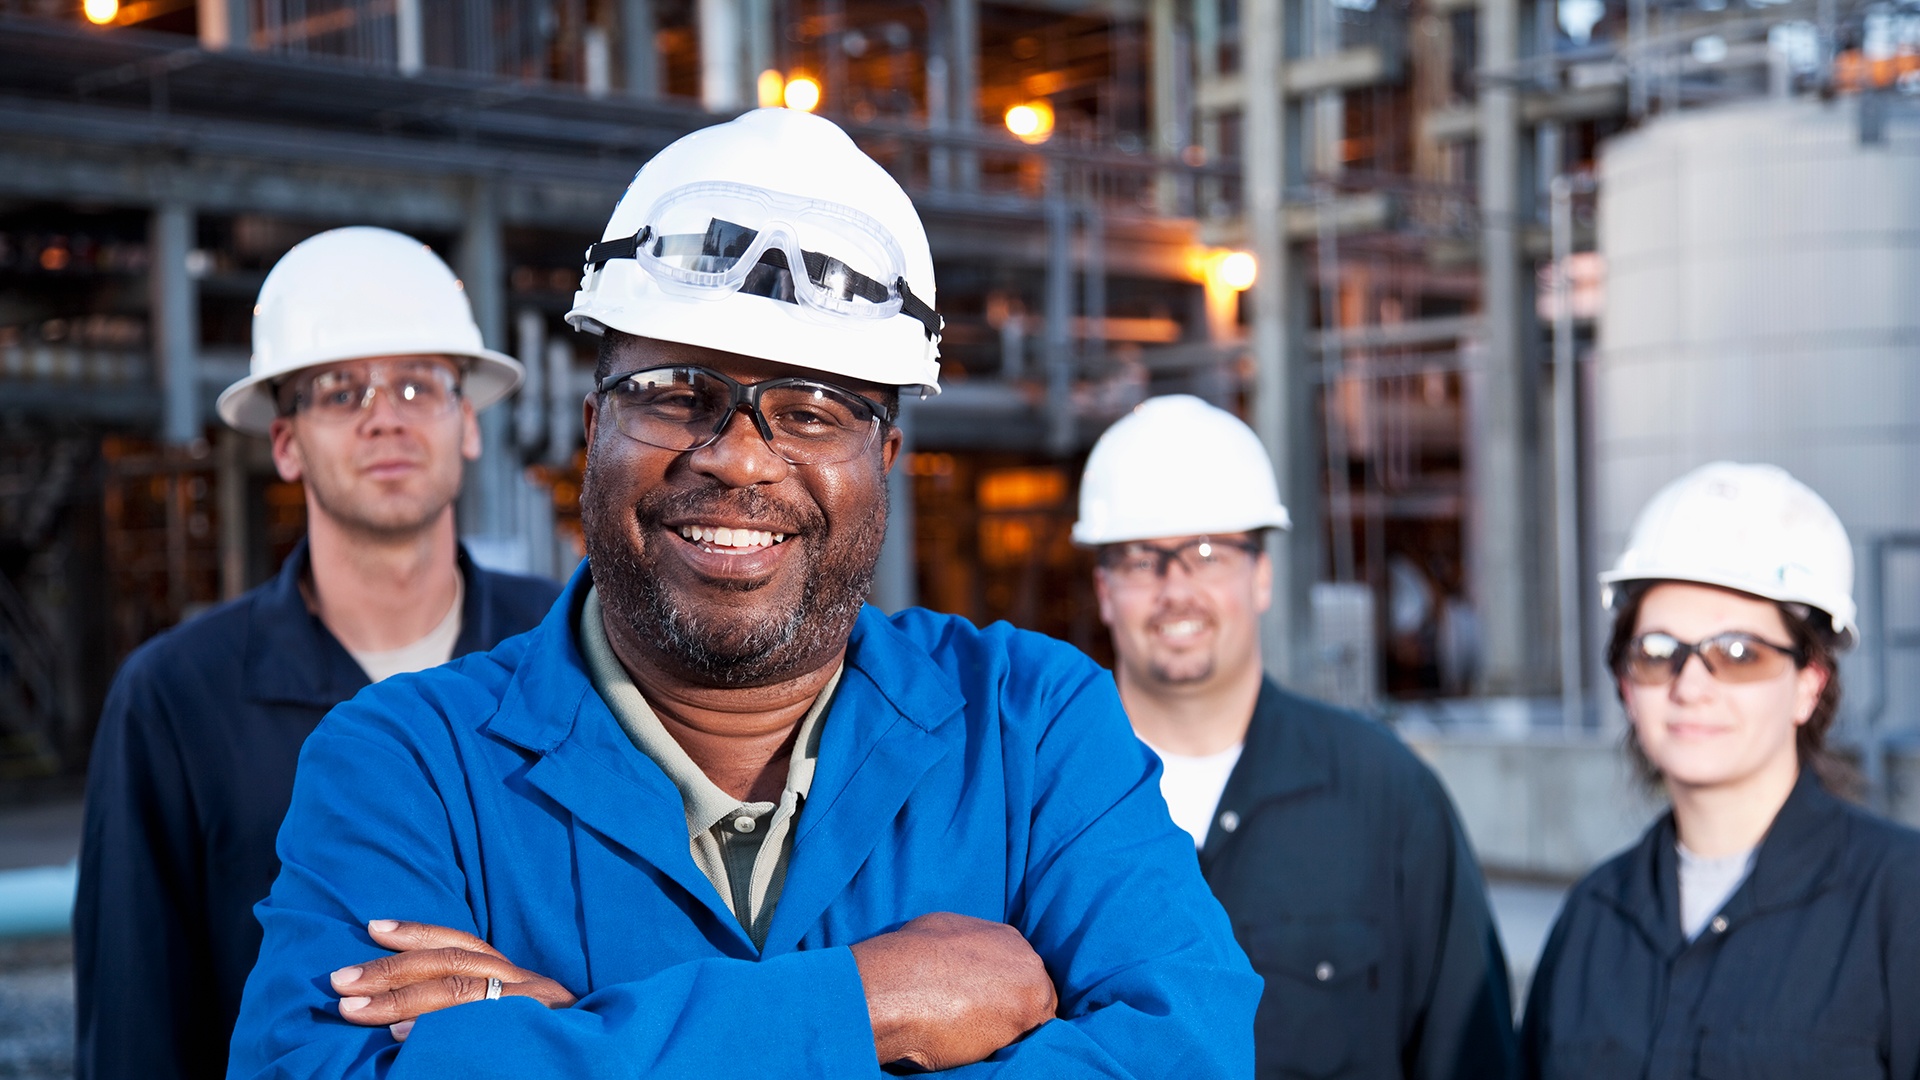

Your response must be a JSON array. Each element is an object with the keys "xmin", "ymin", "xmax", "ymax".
[
  {"xmin": 215, "ymin": 347, "xmax": 525, "ymax": 437},
  {"xmin": 1597, "ymin": 566, "xmax": 1858, "ymax": 648}
]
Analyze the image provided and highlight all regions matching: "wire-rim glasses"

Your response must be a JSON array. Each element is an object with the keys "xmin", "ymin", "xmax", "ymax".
[{"xmin": 596, "ymin": 365, "xmax": 892, "ymax": 466}]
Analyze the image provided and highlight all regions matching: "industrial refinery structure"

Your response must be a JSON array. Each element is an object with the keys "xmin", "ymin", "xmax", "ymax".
[{"xmin": 1, "ymin": 0, "xmax": 1916, "ymax": 823}]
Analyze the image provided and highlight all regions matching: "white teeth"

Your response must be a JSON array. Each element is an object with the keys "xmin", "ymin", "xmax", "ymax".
[{"xmin": 676, "ymin": 524, "xmax": 789, "ymax": 550}]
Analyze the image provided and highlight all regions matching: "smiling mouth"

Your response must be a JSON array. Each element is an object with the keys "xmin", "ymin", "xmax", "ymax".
[
  {"xmin": 1152, "ymin": 618, "xmax": 1210, "ymax": 641},
  {"xmin": 676, "ymin": 524, "xmax": 790, "ymax": 554}
]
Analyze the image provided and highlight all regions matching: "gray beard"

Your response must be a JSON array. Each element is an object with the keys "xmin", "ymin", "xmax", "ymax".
[{"xmin": 582, "ymin": 464, "xmax": 887, "ymax": 689}]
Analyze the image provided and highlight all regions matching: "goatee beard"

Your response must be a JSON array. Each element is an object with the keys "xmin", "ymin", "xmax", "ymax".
[{"xmin": 581, "ymin": 465, "xmax": 887, "ymax": 688}]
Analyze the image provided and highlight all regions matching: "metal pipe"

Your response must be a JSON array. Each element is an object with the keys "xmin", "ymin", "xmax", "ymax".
[{"xmin": 1550, "ymin": 173, "xmax": 1588, "ymax": 732}]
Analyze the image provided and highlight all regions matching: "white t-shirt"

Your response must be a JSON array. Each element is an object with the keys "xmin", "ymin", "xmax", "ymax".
[
  {"xmin": 1140, "ymin": 738, "xmax": 1244, "ymax": 849},
  {"xmin": 346, "ymin": 576, "xmax": 464, "ymax": 684},
  {"xmin": 1677, "ymin": 841, "xmax": 1757, "ymax": 941}
]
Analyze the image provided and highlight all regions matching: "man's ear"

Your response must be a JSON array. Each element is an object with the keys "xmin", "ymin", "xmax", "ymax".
[
  {"xmin": 460, "ymin": 401, "xmax": 482, "ymax": 462},
  {"xmin": 582, "ymin": 391, "xmax": 599, "ymax": 449},
  {"xmin": 1252, "ymin": 550, "xmax": 1274, "ymax": 616},
  {"xmin": 268, "ymin": 416, "xmax": 305, "ymax": 482},
  {"xmin": 1093, "ymin": 567, "xmax": 1117, "ymax": 629},
  {"xmin": 880, "ymin": 424, "xmax": 904, "ymax": 473}
]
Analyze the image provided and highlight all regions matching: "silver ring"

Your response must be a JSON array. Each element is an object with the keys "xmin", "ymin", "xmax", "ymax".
[{"xmin": 484, "ymin": 977, "xmax": 502, "ymax": 1001}]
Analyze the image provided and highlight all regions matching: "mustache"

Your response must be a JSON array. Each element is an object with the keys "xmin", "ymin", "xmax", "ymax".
[{"xmin": 632, "ymin": 483, "xmax": 823, "ymax": 538}]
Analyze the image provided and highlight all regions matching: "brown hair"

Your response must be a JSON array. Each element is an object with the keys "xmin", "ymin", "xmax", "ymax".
[{"xmin": 1605, "ymin": 582, "xmax": 1858, "ymax": 799}]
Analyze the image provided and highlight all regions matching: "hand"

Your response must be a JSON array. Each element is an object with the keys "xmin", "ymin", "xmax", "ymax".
[
  {"xmin": 329, "ymin": 920, "xmax": 579, "ymax": 1041},
  {"xmin": 849, "ymin": 911, "xmax": 1058, "ymax": 1071}
]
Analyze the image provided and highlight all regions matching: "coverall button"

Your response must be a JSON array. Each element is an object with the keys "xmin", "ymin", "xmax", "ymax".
[
  {"xmin": 1315, "ymin": 961, "xmax": 1335, "ymax": 981},
  {"xmin": 1710, "ymin": 915, "xmax": 1728, "ymax": 934},
  {"xmin": 1219, "ymin": 811, "xmax": 1240, "ymax": 833},
  {"xmin": 732, "ymin": 815, "xmax": 757, "ymax": 834}
]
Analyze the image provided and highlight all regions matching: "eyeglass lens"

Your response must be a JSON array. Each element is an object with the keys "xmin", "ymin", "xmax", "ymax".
[
  {"xmin": 296, "ymin": 362, "xmax": 461, "ymax": 422},
  {"xmin": 603, "ymin": 366, "xmax": 883, "ymax": 466},
  {"xmin": 1622, "ymin": 631, "xmax": 1799, "ymax": 686},
  {"xmin": 1104, "ymin": 538, "xmax": 1258, "ymax": 585}
]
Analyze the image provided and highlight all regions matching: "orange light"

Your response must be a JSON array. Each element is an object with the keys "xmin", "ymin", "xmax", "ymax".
[
  {"xmin": 1004, "ymin": 101, "xmax": 1055, "ymax": 144},
  {"xmin": 783, "ymin": 76, "xmax": 821, "ymax": 113},
  {"xmin": 83, "ymin": 0, "xmax": 118, "ymax": 23},
  {"xmin": 1216, "ymin": 250, "xmax": 1257, "ymax": 291},
  {"xmin": 757, "ymin": 69, "xmax": 785, "ymax": 108}
]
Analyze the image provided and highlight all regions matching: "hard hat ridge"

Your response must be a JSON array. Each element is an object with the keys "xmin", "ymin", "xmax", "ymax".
[{"xmin": 1073, "ymin": 395, "xmax": 1292, "ymax": 546}]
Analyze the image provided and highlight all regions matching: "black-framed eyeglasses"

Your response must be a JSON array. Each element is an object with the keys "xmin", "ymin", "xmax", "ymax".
[
  {"xmin": 1619, "ymin": 631, "xmax": 1806, "ymax": 687},
  {"xmin": 595, "ymin": 365, "xmax": 893, "ymax": 466},
  {"xmin": 1098, "ymin": 536, "xmax": 1264, "ymax": 587}
]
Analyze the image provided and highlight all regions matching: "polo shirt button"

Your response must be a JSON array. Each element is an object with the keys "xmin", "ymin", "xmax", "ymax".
[
  {"xmin": 1710, "ymin": 915, "xmax": 1729, "ymax": 934},
  {"xmin": 732, "ymin": 816, "xmax": 757, "ymax": 834},
  {"xmin": 1219, "ymin": 811, "xmax": 1240, "ymax": 833},
  {"xmin": 1315, "ymin": 962, "xmax": 1334, "ymax": 982}
]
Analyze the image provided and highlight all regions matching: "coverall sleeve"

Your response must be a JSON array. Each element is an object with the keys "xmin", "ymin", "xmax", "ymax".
[
  {"xmin": 1399, "ymin": 769, "xmax": 1519, "ymax": 1080},
  {"xmin": 1514, "ymin": 904, "xmax": 1570, "ymax": 1080},
  {"xmin": 75, "ymin": 659, "xmax": 219, "ymax": 1080},
  {"xmin": 226, "ymin": 705, "xmax": 880, "ymax": 1080},
  {"xmin": 942, "ymin": 667, "xmax": 1261, "ymax": 1078}
]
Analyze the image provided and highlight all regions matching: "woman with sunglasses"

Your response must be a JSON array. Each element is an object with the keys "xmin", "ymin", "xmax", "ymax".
[{"xmin": 1519, "ymin": 461, "xmax": 1920, "ymax": 1080}]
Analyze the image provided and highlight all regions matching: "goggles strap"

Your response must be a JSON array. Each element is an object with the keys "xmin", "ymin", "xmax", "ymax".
[
  {"xmin": 894, "ymin": 278, "xmax": 942, "ymax": 342},
  {"xmin": 585, "ymin": 226, "xmax": 654, "ymax": 269}
]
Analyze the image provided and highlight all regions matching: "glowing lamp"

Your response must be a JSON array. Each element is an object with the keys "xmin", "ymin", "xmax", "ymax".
[
  {"xmin": 783, "ymin": 76, "xmax": 821, "ymax": 113},
  {"xmin": 1214, "ymin": 250, "xmax": 1257, "ymax": 291},
  {"xmin": 1004, "ymin": 101, "xmax": 1054, "ymax": 144},
  {"xmin": 83, "ymin": 0, "xmax": 118, "ymax": 24}
]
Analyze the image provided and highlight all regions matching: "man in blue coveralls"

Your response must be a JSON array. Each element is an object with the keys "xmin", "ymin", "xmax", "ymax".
[{"xmin": 228, "ymin": 108, "xmax": 1259, "ymax": 1077}]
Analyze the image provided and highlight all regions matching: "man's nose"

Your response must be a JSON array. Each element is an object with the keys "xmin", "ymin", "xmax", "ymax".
[{"xmin": 686, "ymin": 407, "xmax": 790, "ymax": 486}]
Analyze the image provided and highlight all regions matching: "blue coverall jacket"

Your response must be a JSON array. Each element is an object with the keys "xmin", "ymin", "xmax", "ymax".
[
  {"xmin": 228, "ymin": 568, "xmax": 1260, "ymax": 1078},
  {"xmin": 75, "ymin": 539, "xmax": 560, "ymax": 1080},
  {"xmin": 1519, "ymin": 767, "xmax": 1920, "ymax": 1079}
]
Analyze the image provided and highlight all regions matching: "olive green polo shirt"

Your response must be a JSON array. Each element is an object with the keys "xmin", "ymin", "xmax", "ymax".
[{"xmin": 578, "ymin": 587, "xmax": 837, "ymax": 950}]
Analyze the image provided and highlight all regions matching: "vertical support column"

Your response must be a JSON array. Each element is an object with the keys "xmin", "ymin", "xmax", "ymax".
[
  {"xmin": 544, "ymin": 338, "xmax": 578, "ymax": 468},
  {"xmin": 948, "ymin": 0, "xmax": 979, "ymax": 190},
  {"xmin": 457, "ymin": 182, "xmax": 522, "ymax": 565},
  {"xmin": 699, "ymin": 0, "xmax": 744, "ymax": 111},
  {"xmin": 150, "ymin": 203, "xmax": 200, "ymax": 447},
  {"xmin": 1081, "ymin": 202, "xmax": 1105, "ymax": 370},
  {"xmin": 1549, "ymin": 175, "xmax": 1584, "ymax": 730},
  {"xmin": 745, "ymin": 0, "xmax": 775, "ymax": 97},
  {"xmin": 622, "ymin": 0, "xmax": 661, "ymax": 98},
  {"xmin": 1473, "ymin": 0, "xmax": 1541, "ymax": 696},
  {"xmin": 217, "ymin": 428, "xmax": 248, "ymax": 600},
  {"xmin": 396, "ymin": 0, "xmax": 424, "ymax": 75},
  {"xmin": 1044, "ymin": 189, "xmax": 1075, "ymax": 457},
  {"xmin": 1247, "ymin": 0, "xmax": 1315, "ymax": 685},
  {"xmin": 1150, "ymin": 0, "xmax": 1181, "ymax": 213},
  {"xmin": 872, "ymin": 403, "xmax": 918, "ymax": 613}
]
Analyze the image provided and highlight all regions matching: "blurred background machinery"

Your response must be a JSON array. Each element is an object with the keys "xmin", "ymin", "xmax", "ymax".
[{"xmin": 0, "ymin": 0, "xmax": 1916, "ymax": 836}]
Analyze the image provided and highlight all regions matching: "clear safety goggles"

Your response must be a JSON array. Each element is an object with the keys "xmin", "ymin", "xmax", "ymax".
[{"xmin": 584, "ymin": 182, "xmax": 942, "ymax": 342}]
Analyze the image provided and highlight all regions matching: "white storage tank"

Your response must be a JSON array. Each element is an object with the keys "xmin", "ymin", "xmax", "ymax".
[{"xmin": 1595, "ymin": 96, "xmax": 1920, "ymax": 771}]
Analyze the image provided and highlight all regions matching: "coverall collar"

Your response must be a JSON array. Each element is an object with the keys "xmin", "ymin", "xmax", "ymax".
[
  {"xmin": 485, "ymin": 563, "xmax": 966, "ymax": 956},
  {"xmin": 241, "ymin": 536, "xmax": 503, "ymax": 708},
  {"xmin": 1590, "ymin": 766, "xmax": 1847, "ymax": 956}
]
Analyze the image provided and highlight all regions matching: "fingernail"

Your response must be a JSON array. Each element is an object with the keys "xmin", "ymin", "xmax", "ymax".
[
  {"xmin": 390, "ymin": 1020, "xmax": 415, "ymax": 1041},
  {"xmin": 330, "ymin": 966, "xmax": 362, "ymax": 987},
  {"xmin": 339, "ymin": 996, "xmax": 370, "ymax": 1014},
  {"xmin": 368, "ymin": 919, "xmax": 398, "ymax": 933}
]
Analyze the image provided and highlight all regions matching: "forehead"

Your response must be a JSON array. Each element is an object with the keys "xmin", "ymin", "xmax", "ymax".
[
  {"xmin": 1635, "ymin": 581, "xmax": 1789, "ymax": 638},
  {"xmin": 606, "ymin": 334, "xmax": 891, "ymax": 398}
]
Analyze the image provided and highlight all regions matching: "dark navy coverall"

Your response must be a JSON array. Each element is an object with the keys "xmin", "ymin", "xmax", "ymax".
[
  {"xmin": 1199, "ymin": 678, "xmax": 1518, "ymax": 1080},
  {"xmin": 73, "ymin": 539, "xmax": 559, "ymax": 1080},
  {"xmin": 1520, "ymin": 768, "xmax": 1920, "ymax": 1080}
]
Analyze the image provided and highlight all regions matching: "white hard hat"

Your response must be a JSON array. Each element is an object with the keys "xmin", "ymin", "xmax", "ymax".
[
  {"xmin": 216, "ymin": 226, "xmax": 524, "ymax": 436},
  {"xmin": 1600, "ymin": 461, "xmax": 1856, "ymax": 646},
  {"xmin": 1072, "ymin": 395, "xmax": 1292, "ymax": 546},
  {"xmin": 566, "ymin": 108, "xmax": 942, "ymax": 394}
]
